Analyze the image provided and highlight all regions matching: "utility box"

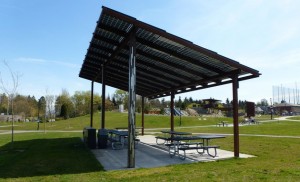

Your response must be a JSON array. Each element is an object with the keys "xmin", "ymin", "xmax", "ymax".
[
  {"xmin": 97, "ymin": 129, "xmax": 108, "ymax": 149},
  {"xmin": 83, "ymin": 127, "xmax": 96, "ymax": 149}
]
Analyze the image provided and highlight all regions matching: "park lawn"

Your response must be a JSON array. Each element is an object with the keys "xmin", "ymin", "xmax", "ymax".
[
  {"xmin": 0, "ymin": 132, "xmax": 299, "ymax": 181},
  {"xmin": 0, "ymin": 112, "xmax": 231, "ymax": 131},
  {"xmin": 1, "ymin": 113, "xmax": 299, "ymax": 137},
  {"xmin": 288, "ymin": 116, "xmax": 300, "ymax": 120},
  {"xmin": 178, "ymin": 120, "xmax": 300, "ymax": 136},
  {"xmin": 0, "ymin": 116, "xmax": 300, "ymax": 181},
  {"xmin": 0, "ymin": 132, "xmax": 103, "ymax": 180}
]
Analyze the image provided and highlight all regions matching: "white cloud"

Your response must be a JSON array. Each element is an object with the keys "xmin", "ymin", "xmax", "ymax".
[
  {"xmin": 17, "ymin": 57, "xmax": 46, "ymax": 63},
  {"xmin": 16, "ymin": 57, "xmax": 80, "ymax": 69}
]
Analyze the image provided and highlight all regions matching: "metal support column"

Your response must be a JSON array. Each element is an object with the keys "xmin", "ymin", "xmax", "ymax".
[
  {"xmin": 232, "ymin": 75, "xmax": 239, "ymax": 157},
  {"xmin": 170, "ymin": 91, "xmax": 175, "ymax": 132},
  {"xmin": 101, "ymin": 65, "xmax": 106, "ymax": 129},
  {"xmin": 90, "ymin": 81, "xmax": 94, "ymax": 127},
  {"xmin": 128, "ymin": 33, "xmax": 136, "ymax": 168},
  {"xmin": 142, "ymin": 96, "xmax": 145, "ymax": 136}
]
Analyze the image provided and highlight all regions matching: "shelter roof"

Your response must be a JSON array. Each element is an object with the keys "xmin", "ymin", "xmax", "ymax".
[{"xmin": 79, "ymin": 6, "xmax": 260, "ymax": 99}]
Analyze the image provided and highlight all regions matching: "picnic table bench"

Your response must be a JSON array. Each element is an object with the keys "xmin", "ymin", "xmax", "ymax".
[
  {"xmin": 176, "ymin": 145, "xmax": 220, "ymax": 160},
  {"xmin": 155, "ymin": 136, "xmax": 172, "ymax": 144},
  {"xmin": 168, "ymin": 135, "xmax": 225, "ymax": 160}
]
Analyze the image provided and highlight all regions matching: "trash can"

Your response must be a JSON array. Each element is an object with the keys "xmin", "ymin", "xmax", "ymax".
[
  {"xmin": 97, "ymin": 129, "xmax": 108, "ymax": 149},
  {"xmin": 83, "ymin": 127, "xmax": 96, "ymax": 149}
]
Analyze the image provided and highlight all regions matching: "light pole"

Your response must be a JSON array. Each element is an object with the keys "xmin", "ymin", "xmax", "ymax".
[{"xmin": 270, "ymin": 98, "xmax": 273, "ymax": 120}]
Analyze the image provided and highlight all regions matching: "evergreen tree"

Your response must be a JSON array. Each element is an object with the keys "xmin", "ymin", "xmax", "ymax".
[
  {"xmin": 60, "ymin": 104, "xmax": 69, "ymax": 119},
  {"xmin": 38, "ymin": 96, "xmax": 46, "ymax": 121}
]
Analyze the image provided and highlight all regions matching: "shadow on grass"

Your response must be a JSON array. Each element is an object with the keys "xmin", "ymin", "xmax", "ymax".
[{"xmin": 0, "ymin": 137, "xmax": 103, "ymax": 179}]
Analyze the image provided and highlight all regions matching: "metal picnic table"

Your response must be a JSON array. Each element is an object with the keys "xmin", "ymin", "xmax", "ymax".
[
  {"xmin": 156, "ymin": 130, "xmax": 192, "ymax": 144},
  {"xmin": 108, "ymin": 129, "xmax": 140, "ymax": 150},
  {"xmin": 169, "ymin": 134, "xmax": 226, "ymax": 159}
]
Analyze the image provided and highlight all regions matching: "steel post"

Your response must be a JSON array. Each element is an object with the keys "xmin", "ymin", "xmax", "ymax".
[
  {"xmin": 101, "ymin": 65, "xmax": 105, "ymax": 129},
  {"xmin": 232, "ymin": 75, "xmax": 239, "ymax": 157},
  {"xmin": 128, "ymin": 34, "xmax": 136, "ymax": 168},
  {"xmin": 90, "ymin": 81, "xmax": 94, "ymax": 127}
]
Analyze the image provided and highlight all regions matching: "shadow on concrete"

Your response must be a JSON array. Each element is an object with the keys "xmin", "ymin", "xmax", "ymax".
[{"xmin": 0, "ymin": 137, "xmax": 102, "ymax": 179}]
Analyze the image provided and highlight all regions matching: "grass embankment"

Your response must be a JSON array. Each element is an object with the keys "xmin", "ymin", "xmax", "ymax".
[{"xmin": 0, "ymin": 113, "xmax": 299, "ymax": 181}]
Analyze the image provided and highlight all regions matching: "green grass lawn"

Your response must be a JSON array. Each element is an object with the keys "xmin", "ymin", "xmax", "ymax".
[
  {"xmin": 0, "ymin": 112, "xmax": 231, "ymax": 131},
  {"xmin": 0, "ymin": 111, "xmax": 275, "ymax": 131},
  {"xmin": 288, "ymin": 116, "xmax": 300, "ymax": 120},
  {"xmin": 0, "ymin": 113, "xmax": 300, "ymax": 181}
]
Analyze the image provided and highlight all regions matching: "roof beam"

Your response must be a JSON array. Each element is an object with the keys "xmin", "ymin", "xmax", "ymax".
[
  {"xmin": 106, "ymin": 74, "xmax": 155, "ymax": 95},
  {"xmin": 105, "ymin": 66, "xmax": 167, "ymax": 92},
  {"xmin": 136, "ymin": 37, "xmax": 226, "ymax": 74},
  {"xmin": 90, "ymin": 30, "xmax": 209, "ymax": 79},
  {"xmin": 136, "ymin": 49, "xmax": 208, "ymax": 79},
  {"xmin": 147, "ymin": 69, "xmax": 242, "ymax": 98},
  {"xmin": 109, "ymin": 57, "xmax": 183, "ymax": 86},
  {"xmin": 118, "ymin": 52, "xmax": 193, "ymax": 83},
  {"xmin": 101, "ymin": 7, "xmax": 260, "ymax": 76},
  {"xmin": 104, "ymin": 26, "xmax": 136, "ymax": 66}
]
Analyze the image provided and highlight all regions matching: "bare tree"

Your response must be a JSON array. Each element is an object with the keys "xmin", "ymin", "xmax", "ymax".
[
  {"xmin": 0, "ymin": 60, "xmax": 21, "ymax": 144},
  {"xmin": 44, "ymin": 88, "xmax": 55, "ymax": 133}
]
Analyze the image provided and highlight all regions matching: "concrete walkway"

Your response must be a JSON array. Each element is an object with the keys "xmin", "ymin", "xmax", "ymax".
[{"xmin": 91, "ymin": 135, "xmax": 254, "ymax": 171}]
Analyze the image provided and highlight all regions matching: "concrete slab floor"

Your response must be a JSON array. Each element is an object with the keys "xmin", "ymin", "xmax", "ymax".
[{"xmin": 91, "ymin": 135, "xmax": 255, "ymax": 171}]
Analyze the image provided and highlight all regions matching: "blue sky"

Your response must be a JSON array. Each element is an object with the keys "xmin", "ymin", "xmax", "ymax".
[{"xmin": 1, "ymin": 0, "xmax": 299, "ymax": 103}]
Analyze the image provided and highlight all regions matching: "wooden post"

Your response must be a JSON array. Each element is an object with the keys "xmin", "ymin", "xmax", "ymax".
[{"xmin": 232, "ymin": 75, "xmax": 239, "ymax": 157}]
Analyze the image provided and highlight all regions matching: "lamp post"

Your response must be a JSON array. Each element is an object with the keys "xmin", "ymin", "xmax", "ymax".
[{"xmin": 270, "ymin": 98, "xmax": 273, "ymax": 120}]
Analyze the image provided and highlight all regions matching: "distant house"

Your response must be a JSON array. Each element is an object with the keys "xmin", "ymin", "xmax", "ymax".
[{"xmin": 273, "ymin": 103, "xmax": 300, "ymax": 115}]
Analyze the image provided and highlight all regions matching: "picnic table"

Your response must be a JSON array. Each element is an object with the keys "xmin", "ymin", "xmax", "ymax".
[
  {"xmin": 168, "ymin": 135, "xmax": 226, "ymax": 160},
  {"xmin": 108, "ymin": 129, "xmax": 140, "ymax": 150},
  {"xmin": 155, "ymin": 130, "xmax": 192, "ymax": 144},
  {"xmin": 216, "ymin": 121, "xmax": 228, "ymax": 127},
  {"xmin": 115, "ymin": 127, "xmax": 143, "ymax": 130}
]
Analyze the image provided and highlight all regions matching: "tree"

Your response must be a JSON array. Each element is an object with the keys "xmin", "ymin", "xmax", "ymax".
[
  {"xmin": 189, "ymin": 97, "xmax": 193, "ymax": 103},
  {"xmin": 114, "ymin": 89, "xmax": 128, "ymax": 105},
  {"xmin": 161, "ymin": 98, "xmax": 166, "ymax": 108},
  {"xmin": 225, "ymin": 98, "xmax": 230, "ymax": 107},
  {"xmin": 112, "ymin": 97, "xmax": 117, "ymax": 106},
  {"xmin": 55, "ymin": 89, "xmax": 74, "ymax": 118},
  {"xmin": 71, "ymin": 91, "xmax": 101, "ymax": 117},
  {"xmin": 176, "ymin": 96, "xmax": 182, "ymax": 108},
  {"xmin": 45, "ymin": 89, "xmax": 55, "ymax": 132},
  {"xmin": 72, "ymin": 91, "xmax": 86, "ymax": 117},
  {"xmin": 0, "ymin": 60, "xmax": 21, "ymax": 144},
  {"xmin": 260, "ymin": 99, "xmax": 269, "ymax": 106},
  {"xmin": 60, "ymin": 103, "xmax": 69, "ymax": 119},
  {"xmin": 0, "ymin": 93, "xmax": 8, "ymax": 114},
  {"xmin": 38, "ymin": 96, "xmax": 46, "ymax": 121}
]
